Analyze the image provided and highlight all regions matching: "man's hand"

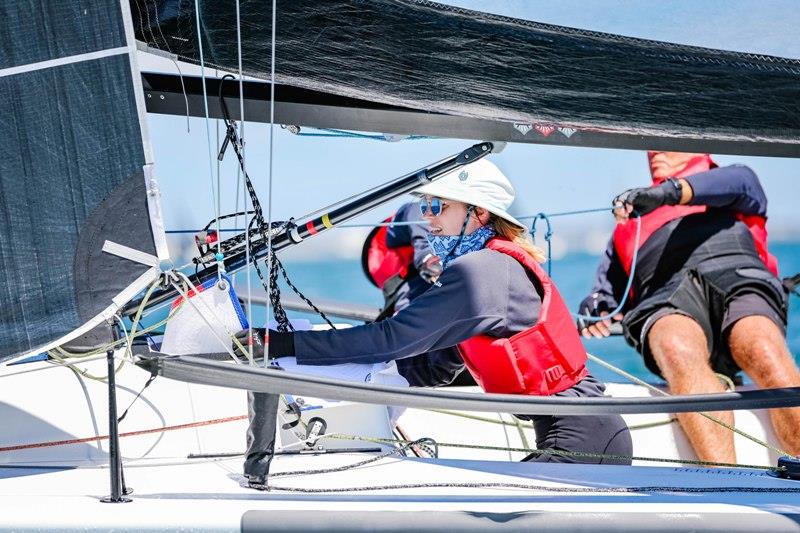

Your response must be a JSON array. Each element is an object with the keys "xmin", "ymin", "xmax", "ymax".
[
  {"xmin": 233, "ymin": 328, "xmax": 267, "ymax": 361},
  {"xmin": 580, "ymin": 311, "xmax": 624, "ymax": 338},
  {"xmin": 419, "ymin": 254, "xmax": 443, "ymax": 284},
  {"xmin": 613, "ymin": 178, "xmax": 683, "ymax": 219},
  {"xmin": 577, "ymin": 294, "xmax": 624, "ymax": 339}
]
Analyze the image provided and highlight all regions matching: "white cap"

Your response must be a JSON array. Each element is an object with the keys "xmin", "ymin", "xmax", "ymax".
[{"xmin": 414, "ymin": 158, "xmax": 524, "ymax": 229}]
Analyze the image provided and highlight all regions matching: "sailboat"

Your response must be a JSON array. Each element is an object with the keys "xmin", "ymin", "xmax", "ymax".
[{"xmin": 1, "ymin": 0, "xmax": 800, "ymax": 530}]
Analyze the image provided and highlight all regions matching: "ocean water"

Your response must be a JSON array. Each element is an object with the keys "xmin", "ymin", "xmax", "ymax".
[{"xmin": 245, "ymin": 242, "xmax": 800, "ymax": 385}]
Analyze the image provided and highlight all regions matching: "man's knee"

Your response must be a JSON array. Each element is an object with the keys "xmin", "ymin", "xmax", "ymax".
[
  {"xmin": 729, "ymin": 316, "xmax": 796, "ymax": 384},
  {"xmin": 648, "ymin": 314, "xmax": 709, "ymax": 379},
  {"xmin": 728, "ymin": 315, "xmax": 784, "ymax": 354}
]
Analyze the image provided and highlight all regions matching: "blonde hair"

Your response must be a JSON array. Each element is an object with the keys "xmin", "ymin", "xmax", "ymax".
[{"xmin": 490, "ymin": 216, "xmax": 547, "ymax": 263}]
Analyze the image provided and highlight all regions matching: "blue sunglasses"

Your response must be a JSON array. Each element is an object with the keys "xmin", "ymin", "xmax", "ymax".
[{"xmin": 419, "ymin": 197, "xmax": 444, "ymax": 217}]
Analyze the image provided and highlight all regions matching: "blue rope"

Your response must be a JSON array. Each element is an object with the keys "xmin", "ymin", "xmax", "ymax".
[
  {"xmin": 518, "ymin": 207, "xmax": 611, "ymax": 220},
  {"xmin": 530, "ymin": 213, "xmax": 553, "ymax": 276},
  {"xmin": 528, "ymin": 210, "xmax": 641, "ymax": 323},
  {"xmin": 293, "ymin": 127, "xmax": 431, "ymax": 142},
  {"xmin": 572, "ymin": 214, "xmax": 639, "ymax": 323}
]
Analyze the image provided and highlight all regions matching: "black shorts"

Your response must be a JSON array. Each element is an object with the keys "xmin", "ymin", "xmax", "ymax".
[{"xmin": 622, "ymin": 257, "xmax": 788, "ymax": 379}]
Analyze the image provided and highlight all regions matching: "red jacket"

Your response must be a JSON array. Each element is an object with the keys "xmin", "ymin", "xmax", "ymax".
[{"xmin": 457, "ymin": 238, "xmax": 589, "ymax": 396}]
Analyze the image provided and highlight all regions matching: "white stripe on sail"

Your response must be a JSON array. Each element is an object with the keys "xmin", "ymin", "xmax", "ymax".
[{"xmin": 0, "ymin": 46, "xmax": 129, "ymax": 78}]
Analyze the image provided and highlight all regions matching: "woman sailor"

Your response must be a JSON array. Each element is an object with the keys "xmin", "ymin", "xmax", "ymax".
[{"xmin": 238, "ymin": 159, "xmax": 632, "ymax": 464}]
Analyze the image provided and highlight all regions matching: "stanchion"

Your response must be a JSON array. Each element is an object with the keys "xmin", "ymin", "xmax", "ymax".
[{"xmin": 101, "ymin": 322, "xmax": 132, "ymax": 503}]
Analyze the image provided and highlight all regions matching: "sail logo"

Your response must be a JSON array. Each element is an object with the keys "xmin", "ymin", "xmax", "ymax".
[
  {"xmin": 534, "ymin": 124, "xmax": 556, "ymax": 137},
  {"xmin": 458, "ymin": 170, "xmax": 469, "ymax": 181},
  {"xmin": 513, "ymin": 123, "xmax": 533, "ymax": 135}
]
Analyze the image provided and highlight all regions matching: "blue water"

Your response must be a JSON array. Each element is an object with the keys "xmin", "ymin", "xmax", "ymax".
[{"xmin": 242, "ymin": 242, "xmax": 800, "ymax": 384}]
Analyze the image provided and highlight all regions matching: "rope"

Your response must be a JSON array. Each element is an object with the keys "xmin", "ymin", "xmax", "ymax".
[
  {"xmin": 530, "ymin": 208, "xmax": 641, "ymax": 324},
  {"xmin": 234, "ymin": 0, "xmax": 255, "ymax": 365},
  {"xmin": 284, "ymin": 126, "xmax": 431, "ymax": 142},
  {"xmin": 42, "ymin": 277, "xmax": 165, "ymax": 381},
  {"xmin": 264, "ymin": 482, "xmax": 800, "ymax": 494},
  {"xmin": 424, "ymin": 407, "xmax": 673, "ymax": 432},
  {"xmin": 265, "ymin": 0, "xmax": 278, "ymax": 345},
  {"xmin": 313, "ymin": 433, "xmax": 780, "ymax": 472},
  {"xmin": 0, "ymin": 414, "xmax": 248, "ymax": 454}
]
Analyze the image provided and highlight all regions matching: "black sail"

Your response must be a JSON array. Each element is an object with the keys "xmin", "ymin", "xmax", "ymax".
[
  {"xmin": 0, "ymin": 1, "xmax": 168, "ymax": 360},
  {"xmin": 133, "ymin": 0, "xmax": 800, "ymax": 155}
]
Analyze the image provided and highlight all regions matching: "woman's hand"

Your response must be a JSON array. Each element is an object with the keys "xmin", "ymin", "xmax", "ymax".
[{"xmin": 233, "ymin": 328, "xmax": 267, "ymax": 361}]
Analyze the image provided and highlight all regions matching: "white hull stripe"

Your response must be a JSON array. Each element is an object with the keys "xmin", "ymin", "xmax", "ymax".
[{"xmin": 0, "ymin": 46, "xmax": 129, "ymax": 78}]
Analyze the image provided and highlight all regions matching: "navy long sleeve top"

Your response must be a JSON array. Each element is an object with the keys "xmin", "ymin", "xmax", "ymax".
[
  {"xmin": 271, "ymin": 247, "xmax": 542, "ymax": 368},
  {"xmin": 582, "ymin": 164, "xmax": 769, "ymax": 311}
]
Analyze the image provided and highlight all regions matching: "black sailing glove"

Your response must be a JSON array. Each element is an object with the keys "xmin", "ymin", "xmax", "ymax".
[
  {"xmin": 576, "ymin": 293, "xmax": 614, "ymax": 331},
  {"xmin": 613, "ymin": 177, "xmax": 682, "ymax": 217},
  {"xmin": 233, "ymin": 328, "xmax": 267, "ymax": 361},
  {"xmin": 233, "ymin": 328, "xmax": 294, "ymax": 362}
]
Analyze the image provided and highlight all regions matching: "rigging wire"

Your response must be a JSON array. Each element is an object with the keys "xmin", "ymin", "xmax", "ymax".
[
  {"xmin": 192, "ymin": 0, "xmax": 223, "ymax": 281},
  {"xmin": 265, "ymin": 0, "xmax": 279, "ymax": 352},
  {"xmin": 233, "ymin": 0, "xmax": 254, "ymax": 365}
]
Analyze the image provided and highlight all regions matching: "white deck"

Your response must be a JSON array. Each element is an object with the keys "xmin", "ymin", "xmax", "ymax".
[
  {"xmin": 2, "ymin": 454, "xmax": 799, "ymax": 531},
  {"xmin": 1, "ymin": 354, "xmax": 798, "ymax": 531}
]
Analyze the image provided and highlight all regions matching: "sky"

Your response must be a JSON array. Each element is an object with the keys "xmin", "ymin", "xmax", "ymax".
[{"xmin": 142, "ymin": 0, "xmax": 800, "ymax": 263}]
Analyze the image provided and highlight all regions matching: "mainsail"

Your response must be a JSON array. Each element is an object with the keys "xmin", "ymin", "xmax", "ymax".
[
  {"xmin": 133, "ymin": 0, "xmax": 800, "ymax": 156},
  {"xmin": 0, "ymin": 1, "xmax": 169, "ymax": 360}
]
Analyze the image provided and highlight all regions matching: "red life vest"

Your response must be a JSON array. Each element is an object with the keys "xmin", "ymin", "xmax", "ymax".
[
  {"xmin": 361, "ymin": 216, "xmax": 415, "ymax": 289},
  {"xmin": 613, "ymin": 155, "xmax": 778, "ymax": 276},
  {"xmin": 456, "ymin": 238, "xmax": 589, "ymax": 396}
]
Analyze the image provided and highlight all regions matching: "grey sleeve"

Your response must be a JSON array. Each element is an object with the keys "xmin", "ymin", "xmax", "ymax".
[{"xmin": 293, "ymin": 253, "xmax": 517, "ymax": 365}]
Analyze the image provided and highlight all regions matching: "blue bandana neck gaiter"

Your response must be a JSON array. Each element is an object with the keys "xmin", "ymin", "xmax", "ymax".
[{"xmin": 427, "ymin": 225, "xmax": 495, "ymax": 269}]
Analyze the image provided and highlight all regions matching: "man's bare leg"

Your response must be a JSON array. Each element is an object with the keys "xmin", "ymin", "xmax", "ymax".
[
  {"xmin": 648, "ymin": 314, "xmax": 736, "ymax": 463},
  {"xmin": 728, "ymin": 315, "xmax": 800, "ymax": 456}
]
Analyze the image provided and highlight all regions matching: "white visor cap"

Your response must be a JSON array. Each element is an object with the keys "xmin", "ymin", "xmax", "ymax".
[{"xmin": 414, "ymin": 158, "xmax": 524, "ymax": 229}]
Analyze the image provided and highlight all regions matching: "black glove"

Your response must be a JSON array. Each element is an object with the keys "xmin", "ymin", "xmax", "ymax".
[
  {"xmin": 613, "ymin": 178, "xmax": 682, "ymax": 217},
  {"xmin": 419, "ymin": 254, "xmax": 443, "ymax": 284},
  {"xmin": 576, "ymin": 293, "xmax": 614, "ymax": 331},
  {"xmin": 233, "ymin": 328, "xmax": 267, "ymax": 361}
]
